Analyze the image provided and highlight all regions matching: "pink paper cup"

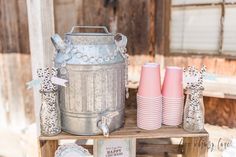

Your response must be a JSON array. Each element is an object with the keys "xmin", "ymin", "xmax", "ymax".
[
  {"xmin": 162, "ymin": 66, "xmax": 183, "ymax": 98},
  {"xmin": 138, "ymin": 63, "xmax": 161, "ymax": 97}
]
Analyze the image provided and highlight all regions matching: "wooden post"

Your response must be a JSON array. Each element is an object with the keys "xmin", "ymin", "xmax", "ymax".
[
  {"xmin": 26, "ymin": 0, "xmax": 55, "ymax": 134},
  {"xmin": 39, "ymin": 140, "xmax": 58, "ymax": 157},
  {"xmin": 183, "ymin": 136, "xmax": 209, "ymax": 157}
]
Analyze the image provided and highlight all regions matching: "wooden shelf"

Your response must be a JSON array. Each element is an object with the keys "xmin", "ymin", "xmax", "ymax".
[
  {"xmin": 39, "ymin": 108, "xmax": 208, "ymax": 140},
  {"xmin": 40, "ymin": 126, "xmax": 208, "ymax": 140}
]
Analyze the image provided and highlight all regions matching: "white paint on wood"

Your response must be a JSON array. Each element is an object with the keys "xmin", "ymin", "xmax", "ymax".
[{"xmin": 26, "ymin": 0, "xmax": 55, "ymax": 135}]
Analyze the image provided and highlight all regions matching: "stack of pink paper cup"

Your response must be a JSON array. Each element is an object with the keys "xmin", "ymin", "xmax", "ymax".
[
  {"xmin": 162, "ymin": 66, "xmax": 184, "ymax": 126},
  {"xmin": 137, "ymin": 63, "xmax": 162, "ymax": 130}
]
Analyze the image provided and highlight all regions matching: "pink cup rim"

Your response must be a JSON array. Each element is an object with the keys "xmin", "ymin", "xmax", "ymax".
[
  {"xmin": 143, "ymin": 62, "xmax": 160, "ymax": 67},
  {"xmin": 137, "ymin": 97, "xmax": 163, "ymax": 100},
  {"xmin": 137, "ymin": 94, "xmax": 162, "ymax": 99},
  {"xmin": 142, "ymin": 64, "xmax": 159, "ymax": 68},
  {"xmin": 144, "ymin": 62, "xmax": 160, "ymax": 67},
  {"xmin": 166, "ymin": 66, "xmax": 182, "ymax": 70}
]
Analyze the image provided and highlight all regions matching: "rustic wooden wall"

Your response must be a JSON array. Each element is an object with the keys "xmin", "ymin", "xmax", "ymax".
[{"xmin": 0, "ymin": 0, "xmax": 34, "ymax": 128}]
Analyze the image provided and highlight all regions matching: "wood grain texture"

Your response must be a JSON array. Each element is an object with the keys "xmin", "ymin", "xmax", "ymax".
[
  {"xmin": 0, "ymin": 0, "xmax": 33, "ymax": 128},
  {"xmin": 39, "ymin": 140, "xmax": 58, "ymax": 157},
  {"xmin": 204, "ymin": 96, "xmax": 236, "ymax": 128},
  {"xmin": 54, "ymin": 0, "xmax": 115, "ymax": 35},
  {"xmin": 156, "ymin": 0, "xmax": 171, "ymax": 55},
  {"xmin": 0, "ymin": 53, "xmax": 34, "ymax": 128},
  {"xmin": 183, "ymin": 136, "xmax": 209, "ymax": 157},
  {"xmin": 54, "ymin": 0, "xmax": 89, "ymax": 35},
  {"xmin": 148, "ymin": 0, "xmax": 157, "ymax": 57},
  {"xmin": 117, "ymin": 0, "xmax": 151, "ymax": 55},
  {"xmin": 0, "ymin": 0, "xmax": 30, "ymax": 54}
]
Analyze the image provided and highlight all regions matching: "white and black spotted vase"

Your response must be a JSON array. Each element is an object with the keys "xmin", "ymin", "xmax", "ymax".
[{"xmin": 40, "ymin": 90, "xmax": 61, "ymax": 136}]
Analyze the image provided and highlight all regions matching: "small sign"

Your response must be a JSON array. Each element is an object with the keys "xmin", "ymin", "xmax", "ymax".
[{"xmin": 94, "ymin": 138, "xmax": 136, "ymax": 157}]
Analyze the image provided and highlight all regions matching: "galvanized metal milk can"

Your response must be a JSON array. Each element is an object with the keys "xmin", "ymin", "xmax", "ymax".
[{"xmin": 51, "ymin": 26, "xmax": 128, "ymax": 136}]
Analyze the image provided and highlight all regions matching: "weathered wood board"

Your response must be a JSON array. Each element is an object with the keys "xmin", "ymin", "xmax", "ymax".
[{"xmin": 0, "ymin": 0, "xmax": 34, "ymax": 128}]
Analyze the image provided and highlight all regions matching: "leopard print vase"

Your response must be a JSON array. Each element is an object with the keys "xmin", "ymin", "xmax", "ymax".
[{"xmin": 40, "ymin": 90, "xmax": 61, "ymax": 136}]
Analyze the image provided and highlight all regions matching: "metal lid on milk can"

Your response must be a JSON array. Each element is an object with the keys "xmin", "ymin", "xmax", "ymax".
[{"xmin": 52, "ymin": 26, "xmax": 127, "ymax": 65}]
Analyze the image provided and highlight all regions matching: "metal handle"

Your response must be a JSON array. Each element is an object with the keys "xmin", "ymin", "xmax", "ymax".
[
  {"xmin": 114, "ymin": 33, "xmax": 127, "ymax": 48},
  {"xmin": 70, "ymin": 26, "xmax": 110, "ymax": 34}
]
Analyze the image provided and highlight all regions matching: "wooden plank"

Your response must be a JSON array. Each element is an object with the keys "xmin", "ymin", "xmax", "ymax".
[
  {"xmin": 0, "ymin": 53, "xmax": 34, "ymax": 128},
  {"xmin": 39, "ymin": 127, "xmax": 208, "ymax": 141},
  {"xmin": 183, "ymin": 136, "xmax": 208, "ymax": 157},
  {"xmin": 0, "ymin": 0, "xmax": 30, "ymax": 52},
  {"xmin": 148, "ymin": 0, "xmax": 157, "ymax": 57},
  {"xmin": 117, "ymin": 0, "xmax": 151, "ymax": 56},
  {"xmin": 39, "ymin": 140, "xmax": 58, "ymax": 157},
  {"xmin": 0, "ymin": 0, "xmax": 34, "ymax": 129},
  {"xmin": 82, "ymin": 0, "xmax": 115, "ymax": 28},
  {"xmin": 54, "ymin": 0, "xmax": 81, "ymax": 35},
  {"xmin": 156, "ymin": 0, "xmax": 165, "ymax": 55},
  {"xmin": 17, "ymin": 0, "xmax": 30, "ymax": 54},
  {"xmin": 164, "ymin": 0, "xmax": 171, "ymax": 55},
  {"xmin": 0, "ymin": 0, "xmax": 20, "ymax": 53},
  {"xmin": 156, "ymin": 0, "xmax": 171, "ymax": 55},
  {"xmin": 0, "ymin": 0, "xmax": 3, "ymax": 53},
  {"xmin": 54, "ymin": 0, "xmax": 115, "ymax": 34},
  {"xmin": 26, "ymin": 0, "xmax": 55, "ymax": 134}
]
